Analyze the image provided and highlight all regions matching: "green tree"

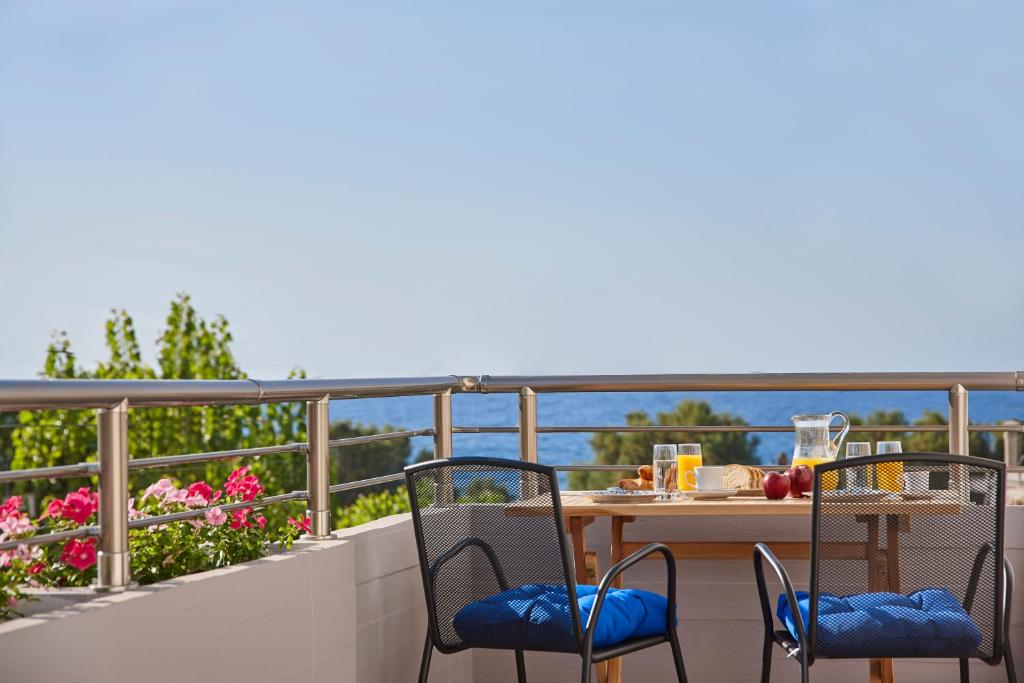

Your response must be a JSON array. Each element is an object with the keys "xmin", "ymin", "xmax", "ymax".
[
  {"xmin": 570, "ymin": 400, "xmax": 760, "ymax": 490},
  {"xmin": 328, "ymin": 420, "xmax": 412, "ymax": 506},
  {"xmin": 904, "ymin": 410, "xmax": 994, "ymax": 459},
  {"xmin": 846, "ymin": 410, "xmax": 909, "ymax": 446},
  {"xmin": 457, "ymin": 478, "xmax": 510, "ymax": 503},
  {"xmin": 10, "ymin": 294, "xmax": 421, "ymax": 529}
]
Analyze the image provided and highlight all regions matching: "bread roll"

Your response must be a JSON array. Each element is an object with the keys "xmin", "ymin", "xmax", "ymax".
[{"xmin": 637, "ymin": 465, "xmax": 654, "ymax": 481}]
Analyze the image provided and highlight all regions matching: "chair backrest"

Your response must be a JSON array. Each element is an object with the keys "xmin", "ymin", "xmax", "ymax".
[
  {"xmin": 810, "ymin": 452, "xmax": 1006, "ymax": 661},
  {"xmin": 405, "ymin": 457, "xmax": 581, "ymax": 653}
]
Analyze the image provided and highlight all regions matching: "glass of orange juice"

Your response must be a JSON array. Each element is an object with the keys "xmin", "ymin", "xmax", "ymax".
[
  {"xmin": 876, "ymin": 441, "xmax": 904, "ymax": 491},
  {"xmin": 676, "ymin": 443, "xmax": 702, "ymax": 491}
]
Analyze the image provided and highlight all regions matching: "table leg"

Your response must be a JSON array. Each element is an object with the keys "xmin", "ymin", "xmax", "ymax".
[
  {"xmin": 568, "ymin": 516, "xmax": 595, "ymax": 586},
  {"xmin": 606, "ymin": 516, "xmax": 635, "ymax": 683}
]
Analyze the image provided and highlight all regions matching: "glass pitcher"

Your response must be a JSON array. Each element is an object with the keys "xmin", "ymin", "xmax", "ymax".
[{"xmin": 791, "ymin": 412, "xmax": 850, "ymax": 466}]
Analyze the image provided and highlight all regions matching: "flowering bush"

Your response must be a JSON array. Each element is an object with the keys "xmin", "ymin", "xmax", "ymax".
[
  {"xmin": 0, "ymin": 467, "xmax": 306, "ymax": 616},
  {"xmin": 0, "ymin": 496, "xmax": 42, "ymax": 619}
]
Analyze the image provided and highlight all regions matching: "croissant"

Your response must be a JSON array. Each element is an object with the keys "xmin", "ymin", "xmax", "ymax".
[
  {"xmin": 617, "ymin": 477, "xmax": 654, "ymax": 491},
  {"xmin": 637, "ymin": 465, "xmax": 654, "ymax": 481}
]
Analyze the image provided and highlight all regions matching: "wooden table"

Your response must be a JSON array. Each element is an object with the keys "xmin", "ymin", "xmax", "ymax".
[{"xmin": 551, "ymin": 494, "xmax": 961, "ymax": 683}]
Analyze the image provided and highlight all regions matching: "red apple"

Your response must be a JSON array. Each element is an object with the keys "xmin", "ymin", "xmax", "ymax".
[
  {"xmin": 763, "ymin": 472, "xmax": 791, "ymax": 500},
  {"xmin": 787, "ymin": 465, "xmax": 813, "ymax": 497}
]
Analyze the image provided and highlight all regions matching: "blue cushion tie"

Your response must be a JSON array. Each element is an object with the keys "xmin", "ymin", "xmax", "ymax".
[{"xmin": 776, "ymin": 589, "xmax": 982, "ymax": 658}]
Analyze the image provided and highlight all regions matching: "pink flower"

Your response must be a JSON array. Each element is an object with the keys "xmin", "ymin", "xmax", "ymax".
[
  {"xmin": 162, "ymin": 488, "xmax": 189, "ymax": 505},
  {"xmin": 0, "ymin": 551, "xmax": 12, "ymax": 568},
  {"xmin": 61, "ymin": 538, "xmax": 97, "ymax": 571},
  {"xmin": 229, "ymin": 508, "xmax": 253, "ymax": 530},
  {"xmin": 61, "ymin": 491, "xmax": 96, "ymax": 525},
  {"xmin": 0, "ymin": 495, "xmax": 23, "ymax": 519},
  {"xmin": 27, "ymin": 561, "xmax": 45, "ymax": 576},
  {"xmin": 127, "ymin": 497, "xmax": 146, "ymax": 520},
  {"xmin": 187, "ymin": 518, "xmax": 205, "ymax": 531},
  {"xmin": 0, "ymin": 514, "xmax": 33, "ymax": 538},
  {"xmin": 255, "ymin": 515, "xmax": 267, "ymax": 529},
  {"xmin": 141, "ymin": 478, "xmax": 176, "ymax": 502},
  {"xmin": 46, "ymin": 498, "xmax": 65, "ymax": 519},
  {"xmin": 186, "ymin": 481, "xmax": 213, "ymax": 503},
  {"xmin": 288, "ymin": 516, "xmax": 312, "ymax": 534},
  {"xmin": 210, "ymin": 490, "xmax": 222, "ymax": 503},
  {"xmin": 205, "ymin": 507, "xmax": 227, "ymax": 526}
]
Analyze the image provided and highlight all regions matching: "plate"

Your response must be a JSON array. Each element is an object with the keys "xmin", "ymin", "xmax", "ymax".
[
  {"xmin": 581, "ymin": 489, "xmax": 660, "ymax": 504},
  {"xmin": 681, "ymin": 489, "xmax": 738, "ymax": 501},
  {"xmin": 734, "ymin": 488, "xmax": 765, "ymax": 497}
]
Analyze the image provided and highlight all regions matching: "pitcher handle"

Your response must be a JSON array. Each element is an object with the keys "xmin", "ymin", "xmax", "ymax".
[{"xmin": 829, "ymin": 411, "xmax": 851, "ymax": 458}]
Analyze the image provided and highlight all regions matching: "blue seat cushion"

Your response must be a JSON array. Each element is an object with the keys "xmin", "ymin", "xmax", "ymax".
[
  {"xmin": 452, "ymin": 583, "xmax": 674, "ymax": 652},
  {"xmin": 777, "ymin": 589, "xmax": 982, "ymax": 658}
]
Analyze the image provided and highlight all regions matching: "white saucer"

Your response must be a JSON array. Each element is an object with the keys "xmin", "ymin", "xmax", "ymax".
[{"xmin": 681, "ymin": 489, "xmax": 738, "ymax": 501}]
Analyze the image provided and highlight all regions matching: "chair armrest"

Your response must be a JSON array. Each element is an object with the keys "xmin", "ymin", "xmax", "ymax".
[
  {"xmin": 1003, "ymin": 557, "xmax": 1014, "ymax": 657},
  {"xmin": 581, "ymin": 543, "xmax": 677, "ymax": 653},
  {"xmin": 965, "ymin": 542, "xmax": 995, "ymax": 614},
  {"xmin": 753, "ymin": 543, "xmax": 808, "ymax": 653}
]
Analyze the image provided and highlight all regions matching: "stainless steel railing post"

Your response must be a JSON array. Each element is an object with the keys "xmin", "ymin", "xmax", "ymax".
[
  {"xmin": 1002, "ymin": 419, "xmax": 1022, "ymax": 467},
  {"xmin": 305, "ymin": 395, "xmax": 335, "ymax": 539},
  {"xmin": 96, "ymin": 399, "xmax": 131, "ymax": 592},
  {"xmin": 519, "ymin": 387, "xmax": 538, "ymax": 464},
  {"xmin": 433, "ymin": 390, "xmax": 453, "ymax": 458},
  {"xmin": 949, "ymin": 384, "xmax": 969, "ymax": 455}
]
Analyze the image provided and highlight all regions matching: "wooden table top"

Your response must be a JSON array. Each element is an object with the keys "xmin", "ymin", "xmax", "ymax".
[{"xmin": 537, "ymin": 493, "xmax": 964, "ymax": 517}]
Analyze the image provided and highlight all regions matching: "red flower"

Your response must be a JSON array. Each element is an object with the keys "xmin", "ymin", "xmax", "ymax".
[
  {"xmin": 225, "ymin": 467, "xmax": 263, "ymax": 502},
  {"xmin": 45, "ymin": 499, "xmax": 65, "ymax": 519},
  {"xmin": 187, "ymin": 481, "xmax": 214, "ymax": 503},
  {"xmin": 61, "ymin": 538, "xmax": 97, "ymax": 571},
  {"xmin": 61, "ymin": 491, "xmax": 96, "ymax": 525},
  {"xmin": 288, "ymin": 516, "xmax": 312, "ymax": 534},
  {"xmin": 229, "ymin": 508, "xmax": 253, "ymax": 530},
  {"xmin": 255, "ymin": 515, "xmax": 267, "ymax": 529},
  {"xmin": 28, "ymin": 561, "xmax": 46, "ymax": 576}
]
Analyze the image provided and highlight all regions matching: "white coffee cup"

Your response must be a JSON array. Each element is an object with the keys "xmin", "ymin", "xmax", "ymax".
[{"xmin": 683, "ymin": 465, "xmax": 725, "ymax": 491}]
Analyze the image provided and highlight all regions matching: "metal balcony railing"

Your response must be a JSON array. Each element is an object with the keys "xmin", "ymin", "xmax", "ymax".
[{"xmin": 0, "ymin": 372, "xmax": 1022, "ymax": 590}]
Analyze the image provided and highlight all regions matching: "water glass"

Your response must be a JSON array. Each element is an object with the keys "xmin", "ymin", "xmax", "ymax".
[
  {"xmin": 652, "ymin": 444, "xmax": 678, "ymax": 497},
  {"xmin": 876, "ymin": 441, "xmax": 904, "ymax": 491},
  {"xmin": 845, "ymin": 442, "xmax": 872, "ymax": 488}
]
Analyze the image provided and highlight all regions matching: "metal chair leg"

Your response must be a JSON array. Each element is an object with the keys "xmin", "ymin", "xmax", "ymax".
[
  {"xmin": 580, "ymin": 653, "xmax": 592, "ymax": 683},
  {"xmin": 1006, "ymin": 641, "xmax": 1017, "ymax": 683},
  {"xmin": 419, "ymin": 634, "xmax": 432, "ymax": 683},
  {"xmin": 959, "ymin": 658, "xmax": 970, "ymax": 682},
  {"xmin": 800, "ymin": 655, "xmax": 810, "ymax": 683},
  {"xmin": 668, "ymin": 627, "xmax": 688, "ymax": 683},
  {"xmin": 760, "ymin": 634, "xmax": 772, "ymax": 683},
  {"xmin": 515, "ymin": 649, "xmax": 527, "ymax": 682}
]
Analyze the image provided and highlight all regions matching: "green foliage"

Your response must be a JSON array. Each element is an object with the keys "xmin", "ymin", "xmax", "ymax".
[
  {"xmin": 328, "ymin": 420, "xmax": 411, "ymax": 507},
  {"xmin": 457, "ymin": 478, "xmax": 510, "ymax": 503},
  {"xmin": 570, "ymin": 400, "xmax": 760, "ymax": 490},
  {"xmin": 335, "ymin": 487, "xmax": 411, "ymax": 529}
]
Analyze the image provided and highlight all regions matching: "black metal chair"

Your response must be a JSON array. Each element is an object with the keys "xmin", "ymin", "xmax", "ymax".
[
  {"xmin": 753, "ymin": 452, "xmax": 1016, "ymax": 682},
  {"xmin": 405, "ymin": 456, "xmax": 687, "ymax": 683}
]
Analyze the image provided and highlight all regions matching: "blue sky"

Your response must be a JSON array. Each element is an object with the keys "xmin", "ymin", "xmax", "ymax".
[{"xmin": 1, "ymin": 1, "xmax": 1022, "ymax": 379}]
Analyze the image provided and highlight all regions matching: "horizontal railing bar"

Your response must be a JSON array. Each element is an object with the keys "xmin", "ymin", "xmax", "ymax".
[
  {"xmin": 553, "ymin": 464, "xmax": 642, "ymax": 471},
  {"xmin": 128, "ymin": 491, "xmax": 307, "ymax": 529},
  {"xmin": 0, "ymin": 371, "xmax": 1021, "ymax": 412},
  {"xmin": 328, "ymin": 428, "xmax": 434, "ymax": 448},
  {"xmin": 0, "ymin": 525, "xmax": 97, "ymax": 552},
  {"xmin": 127, "ymin": 443, "xmax": 308, "ymax": 471},
  {"xmin": 0, "ymin": 462, "xmax": 98, "ymax": 484},
  {"xmin": 480, "ymin": 372, "xmax": 1023, "ymax": 393},
  {"xmin": 0, "ymin": 376, "xmax": 463, "ymax": 411},
  {"xmin": 329, "ymin": 472, "xmax": 405, "ymax": 494},
  {"xmin": 455, "ymin": 424, "xmax": 1024, "ymax": 434}
]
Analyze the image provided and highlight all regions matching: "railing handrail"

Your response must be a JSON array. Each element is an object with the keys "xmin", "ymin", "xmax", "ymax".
[{"xmin": 0, "ymin": 371, "xmax": 1021, "ymax": 411}]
